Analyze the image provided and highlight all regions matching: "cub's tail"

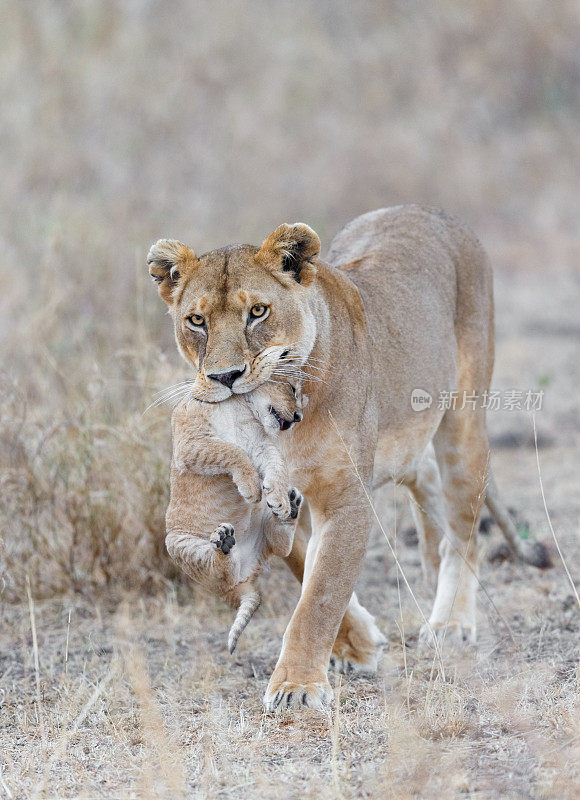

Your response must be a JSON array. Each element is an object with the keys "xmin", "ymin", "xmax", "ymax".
[
  {"xmin": 228, "ymin": 589, "xmax": 261, "ymax": 654},
  {"xmin": 485, "ymin": 471, "xmax": 551, "ymax": 568}
]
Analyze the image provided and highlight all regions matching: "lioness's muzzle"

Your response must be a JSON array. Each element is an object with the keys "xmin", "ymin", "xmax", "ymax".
[{"xmin": 206, "ymin": 365, "xmax": 247, "ymax": 389}]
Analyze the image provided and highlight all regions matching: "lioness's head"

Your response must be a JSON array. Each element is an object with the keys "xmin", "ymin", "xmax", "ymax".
[{"xmin": 148, "ymin": 224, "xmax": 320, "ymax": 402}]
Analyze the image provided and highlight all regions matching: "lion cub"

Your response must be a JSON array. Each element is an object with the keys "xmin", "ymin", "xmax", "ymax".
[{"xmin": 165, "ymin": 381, "xmax": 304, "ymax": 653}]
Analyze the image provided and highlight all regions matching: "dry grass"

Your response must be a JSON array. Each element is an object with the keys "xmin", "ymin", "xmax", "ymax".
[
  {"xmin": 1, "ymin": 542, "xmax": 579, "ymax": 799},
  {"xmin": 1, "ymin": 1, "xmax": 579, "ymax": 797}
]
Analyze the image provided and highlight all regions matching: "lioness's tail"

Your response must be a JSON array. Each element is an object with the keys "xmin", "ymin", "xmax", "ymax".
[{"xmin": 485, "ymin": 471, "xmax": 551, "ymax": 568}]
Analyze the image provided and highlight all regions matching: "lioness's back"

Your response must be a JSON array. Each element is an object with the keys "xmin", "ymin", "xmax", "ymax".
[
  {"xmin": 325, "ymin": 204, "xmax": 494, "ymax": 428},
  {"xmin": 327, "ymin": 204, "xmax": 493, "ymax": 346},
  {"xmin": 327, "ymin": 205, "xmax": 475, "ymax": 272}
]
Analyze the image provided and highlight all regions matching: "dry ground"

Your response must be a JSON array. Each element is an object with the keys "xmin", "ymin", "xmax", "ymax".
[
  {"xmin": 1, "ymin": 2, "xmax": 579, "ymax": 798},
  {"xmin": 1, "ymin": 262, "xmax": 579, "ymax": 799}
]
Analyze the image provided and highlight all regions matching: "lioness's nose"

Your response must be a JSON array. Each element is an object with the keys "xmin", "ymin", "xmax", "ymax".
[{"xmin": 207, "ymin": 367, "xmax": 245, "ymax": 389}]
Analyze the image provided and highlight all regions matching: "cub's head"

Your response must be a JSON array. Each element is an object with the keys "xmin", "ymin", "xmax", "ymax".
[{"xmin": 148, "ymin": 224, "xmax": 320, "ymax": 401}]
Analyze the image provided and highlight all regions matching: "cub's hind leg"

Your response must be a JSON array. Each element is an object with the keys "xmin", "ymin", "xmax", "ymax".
[
  {"xmin": 210, "ymin": 523, "xmax": 236, "ymax": 554},
  {"xmin": 166, "ymin": 523, "xmax": 238, "ymax": 589}
]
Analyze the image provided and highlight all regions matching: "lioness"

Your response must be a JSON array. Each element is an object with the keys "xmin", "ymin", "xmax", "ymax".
[
  {"xmin": 165, "ymin": 379, "xmax": 304, "ymax": 654},
  {"xmin": 149, "ymin": 205, "xmax": 548, "ymax": 711}
]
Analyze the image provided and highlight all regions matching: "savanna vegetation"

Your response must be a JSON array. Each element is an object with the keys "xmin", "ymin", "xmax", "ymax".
[{"xmin": 1, "ymin": 2, "xmax": 578, "ymax": 798}]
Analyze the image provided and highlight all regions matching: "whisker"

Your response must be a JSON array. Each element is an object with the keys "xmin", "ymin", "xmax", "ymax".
[
  {"xmin": 272, "ymin": 368, "xmax": 316, "ymax": 378},
  {"xmin": 152, "ymin": 380, "xmax": 190, "ymax": 393},
  {"xmin": 152, "ymin": 379, "xmax": 195, "ymax": 397},
  {"xmin": 280, "ymin": 355, "xmax": 325, "ymax": 370},
  {"xmin": 273, "ymin": 368, "xmax": 325, "ymax": 381},
  {"xmin": 279, "ymin": 355, "xmax": 326, "ymax": 373},
  {"xmin": 144, "ymin": 384, "xmax": 195, "ymax": 414},
  {"xmin": 299, "ymin": 354, "xmax": 327, "ymax": 363},
  {"xmin": 271, "ymin": 371, "xmax": 326, "ymax": 385},
  {"xmin": 148, "ymin": 391, "xmax": 193, "ymax": 407},
  {"xmin": 150, "ymin": 389, "xmax": 189, "ymax": 405},
  {"xmin": 275, "ymin": 363, "xmax": 324, "ymax": 374},
  {"xmin": 295, "ymin": 362, "xmax": 325, "ymax": 372},
  {"xmin": 153, "ymin": 387, "xmax": 194, "ymax": 403},
  {"xmin": 146, "ymin": 393, "xmax": 191, "ymax": 412}
]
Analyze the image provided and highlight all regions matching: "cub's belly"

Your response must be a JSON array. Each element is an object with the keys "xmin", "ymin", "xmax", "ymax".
[{"xmin": 166, "ymin": 469, "xmax": 249, "ymax": 535}]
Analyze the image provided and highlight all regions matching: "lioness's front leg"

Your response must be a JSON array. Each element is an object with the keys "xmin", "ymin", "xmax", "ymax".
[
  {"xmin": 263, "ymin": 482, "xmax": 373, "ymax": 711},
  {"xmin": 283, "ymin": 504, "xmax": 386, "ymax": 675}
]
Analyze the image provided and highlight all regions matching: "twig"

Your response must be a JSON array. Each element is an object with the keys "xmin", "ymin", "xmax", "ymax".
[
  {"xmin": 330, "ymin": 673, "xmax": 343, "ymax": 799},
  {"xmin": 64, "ymin": 608, "xmax": 72, "ymax": 676},
  {"xmin": 25, "ymin": 576, "xmax": 45, "ymax": 743},
  {"xmin": 532, "ymin": 413, "xmax": 579, "ymax": 610},
  {"xmin": 0, "ymin": 766, "xmax": 13, "ymax": 800}
]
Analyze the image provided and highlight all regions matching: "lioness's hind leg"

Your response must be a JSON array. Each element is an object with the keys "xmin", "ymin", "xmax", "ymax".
[
  {"xmin": 402, "ymin": 443, "xmax": 447, "ymax": 592},
  {"xmin": 422, "ymin": 405, "xmax": 489, "ymax": 647},
  {"xmin": 420, "ymin": 234, "xmax": 494, "ymax": 648}
]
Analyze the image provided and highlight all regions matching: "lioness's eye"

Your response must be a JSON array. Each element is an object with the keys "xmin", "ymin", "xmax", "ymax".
[
  {"xmin": 186, "ymin": 314, "xmax": 205, "ymax": 328},
  {"xmin": 250, "ymin": 304, "xmax": 268, "ymax": 319}
]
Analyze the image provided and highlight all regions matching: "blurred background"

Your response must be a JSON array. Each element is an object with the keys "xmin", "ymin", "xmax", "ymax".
[{"xmin": 1, "ymin": 0, "xmax": 579, "ymax": 598}]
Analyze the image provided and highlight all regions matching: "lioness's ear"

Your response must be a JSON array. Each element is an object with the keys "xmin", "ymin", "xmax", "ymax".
[
  {"xmin": 255, "ymin": 223, "xmax": 319, "ymax": 286},
  {"xmin": 147, "ymin": 239, "xmax": 197, "ymax": 304}
]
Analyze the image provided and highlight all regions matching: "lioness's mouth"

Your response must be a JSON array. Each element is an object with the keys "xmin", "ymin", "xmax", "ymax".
[{"xmin": 269, "ymin": 406, "xmax": 301, "ymax": 431}]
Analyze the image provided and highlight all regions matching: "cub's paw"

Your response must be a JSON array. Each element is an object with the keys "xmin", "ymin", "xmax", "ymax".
[
  {"xmin": 263, "ymin": 483, "xmax": 291, "ymax": 520},
  {"xmin": 263, "ymin": 679, "xmax": 333, "ymax": 712},
  {"xmin": 234, "ymin": 472, "xmax": 262, "ymax": 504},
  {"xmin": 288, "ymin": 487, "xmax": 303, "ymax": 520},
  {"xmin": 210, "ymin": 524, "xmax": 236, "ymax": 555}
]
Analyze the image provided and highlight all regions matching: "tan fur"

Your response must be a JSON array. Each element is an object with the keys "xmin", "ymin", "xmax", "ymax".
[
  {"xmin": 149, "ymin": 205, "xmax": 537, "ymax": 711},
  {"xmin": 165, "ymin": 380, "xmax": 304, "ymax": 651}
]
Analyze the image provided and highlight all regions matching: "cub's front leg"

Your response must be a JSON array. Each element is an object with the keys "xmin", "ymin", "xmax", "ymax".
[
  {"xmin": 257, "ymin": 440, "xmax": 294, "ymax": 520},
  {"xmin": 174, "ymin": 434, "xmax": 262, "ymax": 504},
  {"xmin": 262, "ymin": 488, "xmax": 303, "ymax": 557}
]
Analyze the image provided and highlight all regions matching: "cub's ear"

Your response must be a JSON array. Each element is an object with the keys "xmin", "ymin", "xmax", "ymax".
[
  {"xmin": 147, "ymin": 239, "xmax": 197, "ymax": 304},
  {"xmin": 255, "ymin": 223, "xmax": 319, "ymax": 286}
]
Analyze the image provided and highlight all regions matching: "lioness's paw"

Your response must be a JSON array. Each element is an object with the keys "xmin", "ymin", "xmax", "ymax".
[
  {"xmin": 330, "ymin": 631, "xmax": 386, "ymax": 676},
  {"xmin": 263, "ymin": 483, "xmax": 291, "ymax": 520},
  {"xmin": 210, "ymin": 523, "xmax": 235, "ymax": 555},
  {"xmin": 419, "ymin": 619, "xmax": 476, "ymax": 649},
  {"xmin": 329, "ymin": 649, "xmax": 382, "ymax": 676},
  {"xmin": 263, "ymin": 679, "xmax": 333, "ymax": 712},
  {"xmin": 331, "ymin": 605, "xmax": 386, "ymax": 676}
]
